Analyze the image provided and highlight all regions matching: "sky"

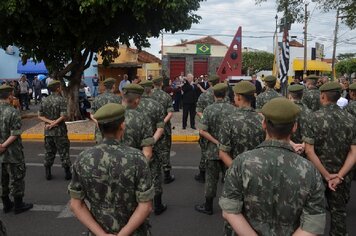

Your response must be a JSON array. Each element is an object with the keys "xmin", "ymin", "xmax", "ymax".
[{"xmin": 142, "ymin": 0, "xmax": 356, "ymax": 59}]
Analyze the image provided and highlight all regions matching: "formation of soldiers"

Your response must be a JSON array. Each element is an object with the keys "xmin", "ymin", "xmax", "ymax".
[{"xmin": 0, "ymin": 73, "xmax": 355, "ymax": 235}]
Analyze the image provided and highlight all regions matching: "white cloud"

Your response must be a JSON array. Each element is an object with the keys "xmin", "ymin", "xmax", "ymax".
[{"xmin": 144, "ymin": 0, "xmax": 356, "ymax": 59}]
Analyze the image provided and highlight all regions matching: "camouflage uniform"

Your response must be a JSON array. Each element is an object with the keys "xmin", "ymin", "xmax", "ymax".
[
  {"xmin": 255, "ymin": 88, "xmax": 281, "ymax": 110},
  {"xmin": 39, "ymin": 94, "xmax": 71, "ymax": 169},
  {"xmin": 303, "ymin": 103, "xmax": 356, "ymax": 236},
  {"xmin": 219, "ymin": 140, "xmax": 326, "ymax": 236},
  {"xmin": 291, "ymin": 100, "xmax": 312, "ymax": 144},
  {"xmin": 68, "ymin": 138, "xmax": 154, "ymax": 235},
  {"xmin": 219, "ymin": 107, "xmax": 264, "ymax": 160},
  {"xmin": 0, "ymin": 101, "xmax": 26, "ymax": 199},
  {"xmin": 302, "ymin": 87, "xmax": 320, "ymax": 111},
  {"xmin": 198, "ymin": 100, "xmax": 235, "ymax": 199},
  {"xmin": 151, "ymin": 88, "xmax": 174, "ymax": 172},
  {"xmin": 345, "ymin": 100, "xmax": 356, "ymax": 117},
  {"xmin": 91, "ymin": 92, "xmax": 122, "ymax": 143}
]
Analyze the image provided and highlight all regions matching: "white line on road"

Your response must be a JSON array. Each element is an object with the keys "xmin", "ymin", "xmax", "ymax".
[
  {"xmin": 0, "ymin": 203, "xmax": 65, "ymax": 212},
  {"xmin": 56, "ymin": 202, "xmax": 74, "ymax": 218}
]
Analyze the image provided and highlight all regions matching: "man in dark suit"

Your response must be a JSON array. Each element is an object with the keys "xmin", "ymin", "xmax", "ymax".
[
  {"xmin": 251, "ymin": 74, "xmax": 262, "ymax": 95},
  {"xmin": 197, "ymin": 75, "xmax": 210, "ymax": 97},
  {"xmin": 182, "ymin": 73, "xmax": 198, "ymax": 129}
]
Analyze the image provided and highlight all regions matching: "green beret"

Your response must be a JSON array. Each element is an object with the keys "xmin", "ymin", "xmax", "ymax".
[
  {"xmin": 152, "ymin": 77, "xmax": 163, "ymax": 84},
  {"xmin": 264, "ymin": 75, "xmax": 277, "ymax": 82},
  {"xmin": 233, "ymin": 81, "xmax": 256, "ymax": 95},
  {"xmin": 349, "ymin": 82, "xmax": 356, "ymax": 91},
  {"xmin": 123, "ymin": 84, "xmax": 144, "ymax": 95},
  {"xmin": 208, "ymin": 75, "xmax": 220, "ymax": 83},
  {"xmin": 288, "ymin": 84, "xmax": 304, "ymax": 93},
  {"xmin": 212, "ymin": 83, "xmax": 228, "ymax": 93},
  {"xmin": 93, "ymin": 103, "xmax": 125, "ymax": 124},
  {"xmin": 47, "ymin": 80, "xmax": 61, "ymax": 89},
  {"xmin": 0, "ymin": 84, "xmax": 14, "ymax": 94},
  {"xmin": 305, "ymin": 75, "xmax": 319, "ymax": 81},
  {"xmin": 262, "ymin": 97, "xmax": 301, "ymax": 124},
  {"xmin": 319, "ymin": 81, "xmax": 342, "ymax": 92},
  {"xmin": 103, "ymin": 77, "xmax": 116, "ymax": 86},
  {"xmin": 139, "ymin": 80, "xmax": 153, "ymax": 88}
]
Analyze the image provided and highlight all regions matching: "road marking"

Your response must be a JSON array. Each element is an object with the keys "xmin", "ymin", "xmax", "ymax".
[
  {"xmin": 37, "ymin": 154, "xmax": 79, "ymax": 158},
  {"xmin": 0, "ymin": 203, "xmax": 65, "ymax": 212},
  {"xmin": 56, "ymin": 202, "xmax": 74, "ymax": 218},
  {"xmin": 170, "ymin": 151, "xmax": 176, "ymax": 157}
]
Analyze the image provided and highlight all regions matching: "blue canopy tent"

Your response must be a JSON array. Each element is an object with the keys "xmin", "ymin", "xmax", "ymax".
[{"xmin": 17, "ymin": 60, "xmax": 48, "ymax": 74}]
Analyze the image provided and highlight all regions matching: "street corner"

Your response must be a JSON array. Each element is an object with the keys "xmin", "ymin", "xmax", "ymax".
[{"xmin": 21, "ymin": 133, "xmax": 95, "ymax": 141}]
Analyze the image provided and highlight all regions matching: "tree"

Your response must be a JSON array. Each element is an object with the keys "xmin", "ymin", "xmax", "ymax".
[
  {"xmin": 0, "ymin": 0, "xmax": 202, "ymax": 120},
  {"xmin": 335, "ymin": 58, "xmax": 356, "ymax": 76},
  {"xmin": 242, "ymin": 51, "xmax": 274, "ymax": 75},
  {"xmin": 337, "ymin": 53, "xmax": 356, "ymax": 60}
]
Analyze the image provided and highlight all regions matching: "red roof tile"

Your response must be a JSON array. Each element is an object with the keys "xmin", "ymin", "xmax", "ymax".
[{"xmin": 175, "ymin": 36, "xmax": 227, "ymax": 47}]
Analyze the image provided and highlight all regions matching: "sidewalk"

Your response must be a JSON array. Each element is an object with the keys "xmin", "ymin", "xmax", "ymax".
[{"xmin": 20, "ymin": 104, "xmax": 199, "ymax": 142}]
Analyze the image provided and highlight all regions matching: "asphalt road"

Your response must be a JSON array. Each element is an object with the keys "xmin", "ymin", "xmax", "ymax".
[{"xmin": 0, "ymin": 142, "xmax": 355, "ymax": 236}]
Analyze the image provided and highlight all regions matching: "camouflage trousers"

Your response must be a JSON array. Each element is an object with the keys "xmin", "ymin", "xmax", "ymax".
[
  {"xmin": 94, "ymin": 127, "xmax": 103, "ymax": 144},
  {"xmin": 44, "ymin": 136, "xmax": 71, "ymax": 168},
  {"xmin": 325, "ymin": 175, "xmax": 352, "ymax": 236},
  {"xmin": 1, "ymin": 162, "xmax": 26, "ymax": 198},
  {"xmin": 149, "ymin": 152, "xmax": 163, "ymax": 195},
  {"xmin": 205, "ymin": 160, "xmax": 225, "ymax": 198},
  {"xmin": 198, "ymin": 136, "xmax": 208, "ymax": 172},
  {"xmin": 160, "ymin": 131, "xmax": 172, "ymax": 172}
]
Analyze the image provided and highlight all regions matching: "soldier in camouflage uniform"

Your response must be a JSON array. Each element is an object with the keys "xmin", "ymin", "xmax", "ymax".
[
  {"xmin": 304, "ymin": 82, "xmax": 356, "ymax": 236},
  {"xmin": 345, "ymin": 82, "xmax": 356, "ymax": 117},
  {"xmin": 38, "ymin": 80, "xmax": 71, "ymax": 180},
  {"xmin": 255, "ymin": 75, "xmax": 281, "ymax": 110},
  {"xmin": 151, "ymin": 77, "xmax": 175, "ymax": 184},
  {"xmin": 68, "ymin": 103, "xmax": 153, "ymax": 236},
  {"xmin": 195, "ymin": 83, "xmax": 235, "ymax": 215},
  {"xmin": 195, "ymin": 75, "xmax": 220, "ymax": 183},
  {"xmin": 137, "ymin": 80, "xmax": 167, "ymax": 215},
  {"xmin": 0, "ymin": 84, "xmax": 33, "ymax": 215},
  {"xmin": 121, "ymin": 84, "xmax": 154, "ymax": 160},
  {"xmin": 220, "ymin": 98, "xmax": 326, "ymax": 236},
  {"xmin": 91, "ymin": 77, "xmax": 122, "ymax": 143},
  {"xmin": 302, "ymin": 75, "xmax": 321, "ymax": 111},
  {"xmin": 218, "ymin": 81, "xmax": 264, "ymax": 168}
]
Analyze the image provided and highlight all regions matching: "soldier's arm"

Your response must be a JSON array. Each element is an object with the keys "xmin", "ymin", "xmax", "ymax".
[
  {"xmin": 305, "ymin": 144, "xmax": 332, "ymax": 181},
  {"xmin": 218, "ymin": 119, "xmax": 233, "ymax": 167},
  {"xmin": 1, "ymin": 110, "xmax": 22, "ymax": 152},
  {"xmin": 222, "ymin": 213, "xmax": 258, "ymax": 236},
  {"xmin": 142, "ymin": 146, "xmax": 153, "ymax": 161},
  {"xmin": 153, "ymin": 106, "xmax": 165, "ymax": 142},
  {"xmin": 164, "ymin": 97, "xmax": 174, "ymax": 123},
  {"xmin": 164, "ymin": 111, "xmax": 173, "ymax": 124}
]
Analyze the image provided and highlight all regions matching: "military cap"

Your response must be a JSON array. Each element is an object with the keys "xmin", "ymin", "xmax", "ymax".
[
  {"xmin": 208, "ymin": 75, "xmax": 220, "ymax": 83},
  {"xmin": 233, "ymin": 81, "xmax": 256, "ymax": 95},
  {"xmin": 288, "ymin": 84, "xmax": 304, "ymax": 93},
  {"xmin": 262, "ymin": 97, "xmax": 301, "ymax": 124},
  {"xmin": 319, "ymin": 81, "xmax": 342, "ymax": 92},
  {"xmin": 349, "ymin": 82, "xmax": 356, "ymax": 91},
  {"xmin": 123, "ymin": 84, "xmax": 144, "ymax": 95},
  {"xmin": 93, "ymin": 103, "xmax": 125, "ymax": 124},
  {"xmin": 305, "ymin": 75, "xmax": 319, "ymax": 81},
  {"xmin": 0, "ymin": 84, "xmax": 13, "ymax": 94},
  {"xmin": 47, "ymin": 80, "xmax": 61, "ymax": 89},
  {"xmin": 152, "ymin": 77, "xmax": 163, "ymax": 84},
  {"xmin": 212, "ymin": 83, "xmax": 228, "ymax": 93},
  {"xmin": 264, "ymin": 75, "xmax": 277, "ymax": 82},
  {"xmin": 103, "ymin": 77, "xmax": 116, "ymax": 86},
  {"xmin": 139, "ymin": 80, "xmax": 153, "ymax": 88}
]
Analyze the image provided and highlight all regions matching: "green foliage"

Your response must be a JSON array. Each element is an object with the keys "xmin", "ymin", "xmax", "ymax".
[
  {"xmin": 242, "ymin": 51, "xmax": 274, "ymax": 74},
  {"xmin": 337, "ymin": 53, "xmax": 356, "ymax": 60},
  {"xmin": 335, "ymin": 58, "xmax": 356, "ymax": 76}
]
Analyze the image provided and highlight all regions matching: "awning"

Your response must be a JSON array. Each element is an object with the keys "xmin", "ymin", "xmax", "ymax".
[
  {"xmin": 293, "ymin": 59, "xmax": 332, "ymax": 72},
  {"xmin": 17, "ymin": 60, "xmax": 48, "ymax": 74}
]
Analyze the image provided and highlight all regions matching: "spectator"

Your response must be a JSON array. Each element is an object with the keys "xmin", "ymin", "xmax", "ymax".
[
  {"xmin": 119, "ymin": 74, "xmax": 130, "ymax": 95},
  {"xmin": 197, "ymin": 75, "xmax": 210, "ymax": 96},
  {"xmin": 92, "ymin": 74, "xmax": 99, "ymax": 97},
  {"xmin": 19, "ymin": 75, "xmax": 30, "ymax": 110},
  {"xmin": 181, "ymin": 73, "xmax": 198, "ymax": 129},
  {"xmin": 172, "ymin": 77, "xmax": 182, "ymax": 112},
  {"xmin": 251, "ymin": 74, "xmax": 262, "ymax": 95},
  {"xmin": 32, "ymin": 76, "xmax": 42, "ymax": 105}
]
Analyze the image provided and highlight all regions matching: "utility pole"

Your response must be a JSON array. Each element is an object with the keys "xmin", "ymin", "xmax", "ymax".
[
  {"xmin": 303, "ymin": 3, "xmax": 308, "ymax": 78},
  {"xmin": 331, "ymin": 9, "xmax": 340, "ymax": 81}
]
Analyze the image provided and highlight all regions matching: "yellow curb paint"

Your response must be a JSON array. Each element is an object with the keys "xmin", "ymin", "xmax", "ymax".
[{"xmin": 172, "ymin": 135, "xmax": 199, "ymax": 142}]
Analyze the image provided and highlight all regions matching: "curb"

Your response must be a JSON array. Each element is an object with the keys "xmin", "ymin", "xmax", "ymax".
[{"xmin": 21, "ymin": 133, "xmax": 199, "ymax": 142}]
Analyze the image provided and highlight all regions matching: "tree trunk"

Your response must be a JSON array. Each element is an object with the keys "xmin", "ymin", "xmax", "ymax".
[{"xmin": 66, "ymin": 81, "xmax": 81, "ymax": 121}]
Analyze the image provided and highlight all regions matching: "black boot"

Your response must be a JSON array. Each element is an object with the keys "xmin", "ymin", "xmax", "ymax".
[
  {"xmin": 45, "ymin": 166, "xmax": 52, "ymax": 180},
  {"xmin": 154, "ymin": 194, "xmax": 167, "ymax": 215},
  {"xmin": 194, "ymin": 170, "xmax": 205, "ymax": 183},
  {"xmin": 163, "ymin": 171, "xmax": 175, "ymax": 184},
  {"xmin": 195, "ymin": 197, "xmax": 213, "ymax": 215},
  {"xmin": 64, "ymin": 167, "xmax": 72, "ymax": 180},
  {"xmin": 14, "ymin": 196, "xmax": 33, "ymax": 214},
  {"xmin": 2, "ymin": 196, "xmax": 14, "ymax": 213}
]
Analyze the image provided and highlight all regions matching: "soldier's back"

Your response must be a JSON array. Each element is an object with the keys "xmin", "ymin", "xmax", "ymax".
[
  {"xmin": 345, "ymin": 100, "xmax": 356, "ymax": 117},
  {"xmin": 292, "ymin": 101, "xmax": 312, "ymax": 144},
  {"xmin": 302, "ymin": 88, "xmax": 320, "ymax": 111},
  {"xmin": 92, "ymin": 92, "xmax": 121, "ymax": 113},
  {"xmin": 151, "ymin": 88, "xmax": 172, "ymax": 114},
  {"xmin": 256, "ymin": 89, "xmax": 280, "ymax": 110},
  {"xmin": 137, "ymin": 96, "xmax": 164, "ymax": 129}
]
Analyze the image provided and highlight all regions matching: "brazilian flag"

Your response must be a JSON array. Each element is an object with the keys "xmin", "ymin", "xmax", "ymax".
[{"xmin": 196, "ymin": 44, "xmax": 211, "ymax": 55}]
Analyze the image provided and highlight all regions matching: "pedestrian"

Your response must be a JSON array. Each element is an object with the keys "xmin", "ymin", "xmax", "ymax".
[
  {"xmin": 220, "ymin": 97, "xmax": 326, "ymax": 236},
  {"xmin": 91, "ymin": 74, "xmax": 99, "ymax": 97},
  {"xmin": 91, "ymin": 77, "xmax": 121, "ymax": 144},
  {"xmin": 172, "ymin": 77, "xmax": 182, "ymax": 112},
  {"xmin": 181, "ymin": 73, "xmax": 198, "ymax": 129},
  {"xmin": 304, "ymin": 81, "xmax": 356, "ymax": 236},
  {"xmin": 151, "ymin": 77, "xmax": 175, "ymax": 184},
  {"xmin": 346, "ymin": 82, "xmax": 356, "ymax": 117},
  {"xmin": 68, "ymin": 103, "xmax": 153, "ymax": 236},
  {"xmin": 218, "ymin": 81, "xmax": 264, "ymax": 168},
  {"xmin": 251, "ymin": 74, "xmax": 262, "ymax": 95},
  {"xmin": 138, "ymin": 80, "xmax": 167, "ymax": 215},
  {"xmin": 255, "ymin": 75, "xmax": 281, "ymax": 110},
  {"xmin": 195, "ymin": 83, "xmax": 235, "ymax": 215},
  {"xmin": 32, "ymin": 76, "xmax": 42, "ymax": 105},
  {"xmin": 38, "ymin": 80, "xmax": 71, "ymax": 180},
  {"xmin": 302, "ymin": 75, "xmax": 321, "ymax": 111},
  {"xmin": 0, "ymin": 84, "xmax": 33, "ymax": 214},
  {"xmin": 18, "ymin": 75, "xmax": 30, "ymax": 110},
  {"xmin": 121, "ymin": 84, "xmax": 154, "ymax": 160},
  {"xmin": 119, "ymin": 74, "xmax": 131, "ymax": 95}
]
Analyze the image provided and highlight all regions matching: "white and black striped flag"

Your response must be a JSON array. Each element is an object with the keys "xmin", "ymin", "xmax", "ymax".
[{"xmin": 279, "ymin": 28, "xmax": 290, "ymax": 95}]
